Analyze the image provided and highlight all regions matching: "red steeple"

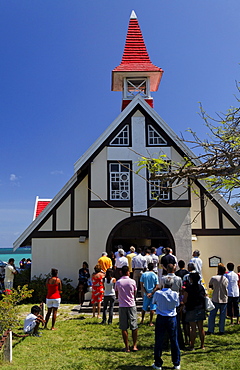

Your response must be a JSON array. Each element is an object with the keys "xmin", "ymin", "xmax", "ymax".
[{"xmin": 112, "ymin": 11, "xmax": 163, "ymax": 109}]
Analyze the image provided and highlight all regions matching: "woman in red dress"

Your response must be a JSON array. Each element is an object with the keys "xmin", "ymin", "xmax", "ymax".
[
  {"xmin": 44, "ymin": 268, "xmax": 62, "ymax": 330},
  {"xmin": 91, "ymin": 264, "xmax": 105, "ymax": 318}
]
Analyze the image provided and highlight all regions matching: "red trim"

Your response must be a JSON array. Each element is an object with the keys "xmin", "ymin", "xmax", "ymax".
[{"xmin": 122, "ymin": 99, "xmax": 153, "ymax": 110}]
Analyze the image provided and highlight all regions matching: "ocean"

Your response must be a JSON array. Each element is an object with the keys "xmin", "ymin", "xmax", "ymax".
[{"xmin": 0, "ymin": 247, "xmax": 31, "ymax": 268}]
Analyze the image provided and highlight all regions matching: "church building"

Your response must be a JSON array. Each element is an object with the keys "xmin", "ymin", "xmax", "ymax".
[{"xmin": 13, "ymin": 11, "xmax": 240, "ymax": 286}]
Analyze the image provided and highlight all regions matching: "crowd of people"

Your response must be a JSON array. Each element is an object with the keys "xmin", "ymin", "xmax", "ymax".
[{"xmin": 3, "ymin": 246, "xmax": 239, "ymax": 370}]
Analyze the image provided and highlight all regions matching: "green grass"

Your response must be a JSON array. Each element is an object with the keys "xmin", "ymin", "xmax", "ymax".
[{"xmin": 0, "ymin": 304, "xmax": 240, "ymax": 369}]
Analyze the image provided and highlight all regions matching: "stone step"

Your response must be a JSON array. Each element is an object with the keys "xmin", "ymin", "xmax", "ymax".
[{"xmin": 71, "ymin": 296, "xmax": 143, "ymax": 315}]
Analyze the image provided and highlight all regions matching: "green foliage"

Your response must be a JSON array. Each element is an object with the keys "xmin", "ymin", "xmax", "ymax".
[{"xmin": 0, "ymin": 286, "xmax": 33, "ymax": 335}]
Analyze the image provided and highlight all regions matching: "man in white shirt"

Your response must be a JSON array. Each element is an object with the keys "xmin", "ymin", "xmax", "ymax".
[
  {"xmin": 115, "ymin": 249, "xmax": 128, "ymax": 280},
  {"xmin": 225, "ymin": 262, "xmax": 239, "ymax": 325},
  {"xmin": 189, "ymin": 250, "xmax": 202, "ymax": 275},
  {"xmin": 4, "ymin": 258, "xmax": 17, "ymax": 290},
  {"xmin": 132, "ymin": 248, "xmax": 147, "ymax": 292}
]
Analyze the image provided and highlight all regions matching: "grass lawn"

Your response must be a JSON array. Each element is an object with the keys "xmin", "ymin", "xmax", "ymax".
[{"xmin": 0, "ymin": 304, "xmax": 239, "ymax": 369}]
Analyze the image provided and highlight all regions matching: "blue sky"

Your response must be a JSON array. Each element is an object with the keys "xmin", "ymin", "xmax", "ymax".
[{"xmin": 1, "ymin": 1, "xmax": 240, "ymax": 248}]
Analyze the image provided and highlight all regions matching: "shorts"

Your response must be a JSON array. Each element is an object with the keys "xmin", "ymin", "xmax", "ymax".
[
  {"xmin": 119, "ymin": 306, "xmax": 138, "ymax": 331},
  {"xmin": 46, "ymin": 298, "xmax": 61, "ymax": 308},
  {"xmin": 185, "ymin": 308, "xmax": 205, "ymax": 322},
  {"xmin": 142, "ymin": 295, "xmax": 156, "ymax": 311}
]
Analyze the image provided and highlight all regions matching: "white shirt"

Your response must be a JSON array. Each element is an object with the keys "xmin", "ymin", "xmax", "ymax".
[
  {"xmin": 189, "ymin": 256, "xmax": 202, "ymax": 274},
  {"xmin": 225, "ymin": 271, "xmax": 239, "ymax": 297},
  {"xmin": 115, "ymin": 256, "xmax": 128, "ymax": 268},
  {"xmin": 24, "ymin": 313, "xmax": 37, "ymax": 333},
  {"xmin": 4, "ymin": 264, "xmax": 16, "ymax": 283}
]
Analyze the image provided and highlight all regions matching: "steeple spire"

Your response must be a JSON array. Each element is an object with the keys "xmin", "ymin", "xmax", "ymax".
[{"xmin": 112, "ymin": 11, "xmax": 163, "ymax": 110}]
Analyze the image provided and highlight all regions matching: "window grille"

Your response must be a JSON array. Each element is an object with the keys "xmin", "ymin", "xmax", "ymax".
[
  {"xmin": 148, "ymin": 125, "xmax": 167, "ymax": 145},
  {"xmin": 110, "ymin": 125, "xmax": 129, "ymax": 146},
  {"xmin": 109, "ymin": 163, "xmax": 130, "ymax": 200},
  {"xmin": 149, "ymin": 171, "xmax": 170, "ymax": 200}
]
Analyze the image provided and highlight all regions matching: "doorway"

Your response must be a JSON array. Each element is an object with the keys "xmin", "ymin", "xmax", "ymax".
[{"xmin": 106, "ymin": 215, "xmax": 175, "ymax": 254}]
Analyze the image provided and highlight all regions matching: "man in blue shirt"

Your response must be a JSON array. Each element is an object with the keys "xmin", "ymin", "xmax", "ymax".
[
  {"xmin": 152, "ymin": 277, "xmax": 180, "ymax": 370},
  {"xmin": 140, "ymin": 263, "xmax": 159, "ymax": 326}
]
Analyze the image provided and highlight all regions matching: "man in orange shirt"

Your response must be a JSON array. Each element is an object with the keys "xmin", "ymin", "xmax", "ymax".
[{"xmin": 98, "ymin": 252, "xmax": 112, "ymax": 273}]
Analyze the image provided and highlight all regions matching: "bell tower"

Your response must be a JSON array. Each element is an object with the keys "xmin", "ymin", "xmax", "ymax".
[{"xmin": 112, "ymin": 10, "xmax": 163, "ymax": 110}]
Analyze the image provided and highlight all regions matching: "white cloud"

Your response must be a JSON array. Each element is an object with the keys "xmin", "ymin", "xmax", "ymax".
[
  {"xmin": 10, "ymin": 174, "xmax": 18, "ymax": 181},
  {"xmin": 9, "ymin": 174, "xmax": 20, "ymax": 186}
]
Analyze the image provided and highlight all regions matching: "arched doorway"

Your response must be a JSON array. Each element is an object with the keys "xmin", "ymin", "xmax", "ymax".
[{"xmin": 106, "ymin": 216, "xmax": 175, "ymax": 254}]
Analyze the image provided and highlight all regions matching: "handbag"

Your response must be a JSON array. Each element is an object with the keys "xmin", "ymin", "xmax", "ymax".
[{"xmin": 205, "ymin": 296, "xmax": 215, "ymax": 311}]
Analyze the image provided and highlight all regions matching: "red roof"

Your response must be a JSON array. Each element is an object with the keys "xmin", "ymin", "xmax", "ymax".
[
  {"xmin": 112, "ymin": 11, "xmax": 163, "ymax": 92},
  {"xmin": 114, "ymin": 15, "xmax": 160, "ymax": 71},
  {"xmin": 33, "ymin": 197, "xmax": 52, "ymax": 220}
]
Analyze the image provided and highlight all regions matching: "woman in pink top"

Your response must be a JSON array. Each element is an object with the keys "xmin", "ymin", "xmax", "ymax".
[{"xmin": 44, "ymin": 268, "xmax": 62, "ymax": 330}]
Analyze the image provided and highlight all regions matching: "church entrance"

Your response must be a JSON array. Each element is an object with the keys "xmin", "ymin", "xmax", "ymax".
[{"xmin": 106, "ymin": 216, "xmax": 175, "ymax": 255}]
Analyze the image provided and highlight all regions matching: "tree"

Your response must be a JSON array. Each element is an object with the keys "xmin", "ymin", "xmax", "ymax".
[{"xmin": 138, "ymin": 93, "xmax": 240, "ymax": 203}]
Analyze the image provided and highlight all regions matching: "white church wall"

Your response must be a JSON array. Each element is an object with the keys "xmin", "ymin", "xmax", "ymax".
[
  {"xmin": 39, "ymin": 215, "xmax": 53, "ymax": 231},
  {"xmin": 74, "ymin": 176, "xmax": 88, "ymax": 230},
  {"xmin": 171, "ymin": 148, "xmax": 189, "ymax": 200},
  {"xmin": 192, "ymin": 235, "xmax": 240, "ymax": 287},
  {"xmin": 56, "ymin": 195, "xmax": 71, "ymax": 230},
  {"xmin": 31, "ymin": 238, "xmax": 89, "ymax": 287},
  {"xmin": 204, "ymin": 195, "xmax": 219, "ymax": 229},
  {"xmin": 90, "ymin": 148, "xmax": 107, "ymax": 200},
  {"xmin": 88, "ymin": 208, "xmax": 130, "ymax": 271},
  {"xmin": 150, "ymin": 207, "xmax": 192, "ymax": 264},
  {"xmin": 190, "ymin": 184, "xmax": 202, "ymax": 228}
]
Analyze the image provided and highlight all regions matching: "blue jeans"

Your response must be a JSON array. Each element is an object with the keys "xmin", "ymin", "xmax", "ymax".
[
  {"xmin": 102, "ymin": 295, "xmax": 115, "ymax": 324},
  {"xmin": 208, "ymin": 302, "xmax": 227, "ymax": 333},
  {"xmin": 154, "ymin": 314, "xmax": 180, "ymax": 367}
]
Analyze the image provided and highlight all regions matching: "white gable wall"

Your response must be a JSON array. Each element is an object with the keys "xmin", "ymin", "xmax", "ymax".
[
  {"xmin": 31, "ymin": 238, "xmax": 89, "ymax": 286},
  {"xmin": 88, "ymin": 208, "xmax": 130, "ymax": 270},
  {"xmin": 150, "ymin": 207, "xmax": 192, "ymax": 264},
  {"xmin": 74, "ymin": 176, "xmax": 88, "ymax": 230}
]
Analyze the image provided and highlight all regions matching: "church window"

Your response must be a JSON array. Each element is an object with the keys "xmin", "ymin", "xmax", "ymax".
[
  {"xmin": 110, "ymin": 125, "xmax": 129, "ymax": 146},
  {"xmin": 148, "ymin": 125, "xmax": 167, "ymax": 145},
  {"xmin": 149, "ymin": 171, "xmax": 170, "ymax": 200},
  {"xmin": 109, "ymin": 163, "xmax": 130, "ymax": 200}
]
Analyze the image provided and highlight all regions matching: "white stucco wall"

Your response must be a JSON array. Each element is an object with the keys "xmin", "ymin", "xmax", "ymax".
[
  {"xmin": 91, "ymin": 148, "xmax": 107, "ymax": 200},
  {"xmin": 88, "ymin": 208, "xmax": 130, "ymax": 270},
  {"xmin": 150, "ymin": 207, "xmax": 192, "ymax": 264},
  {"xmin": 192, "ymin": 235, "xmax": 240, "ymax": 287},
  {"xmin": 74, "ymin": 176, "xmax": 88, "ymax": 230},
  {"xmin": 31, "ymin": 238, "xmax": 89, "ymax": 287},
  {"xmin": 56, "ymin": 195, "xmax": 71, "ymax": 230}
]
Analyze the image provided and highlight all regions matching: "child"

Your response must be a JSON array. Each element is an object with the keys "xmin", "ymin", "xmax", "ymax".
[{"xmin": 24, "ymin": 305, "xmax": 45, "ymax": 336}]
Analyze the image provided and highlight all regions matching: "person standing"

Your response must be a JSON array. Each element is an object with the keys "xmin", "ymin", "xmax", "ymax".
[
  {"xmin": 207, "ymin": 264, "xmax": 228, "ymax": 335},
  {"xmin": 4, "ymin": 258, "xmax": 17, "ymax": 290},
  {"xmin": 91, "ymin": 264, "xmax": 105, "ymax": 318},
  {"xmin": 161, "ymin": 248, "xmax": 176, "ymax": 276},
  {"xmin": 45, "ymin": 268, "xmax": 62, "ymax": 330},
  {"xmin": 132, "ymin": 247, "xmax": 147, "ymax": 291},
  {"xmin": 189, "ymin": 250, "xmax": 202, "ymax": 275},
  {"xmin": 183, "ymin": 272, "xmax": 206, "ymax": 350},
  {"xmin": 140, "ymin": 263, "xmax": 159, "ymax": 326},
  {"xmin": 225, "ymin": 262, "xmax": 239, "ymax": 325},
  {"xmin": 115, "ymin": 265, "xmax": 138, "ymax": 352},
  {"xmin": 126, "ymin": 246, "xmax": 137, "ymax": 278},
  {"xmin": 115, "ymin": 249, "xmax": 128, "ymax": 280},
  {"xmin": 101, "ymin": 268, "xmax": 116, "ymax": 325},
  {"xmin": 152, "ymin": 277, "xmax": 180, "ymax": 370},
  {"xmin": 78, "ymin": 261, "xmax": 90, "ymax": 312},
  {"xmin": 175, "ymin": 260, "xmax": 189, "ymax": 280},
  {"xmin": 151, "ymin": 247, "xmax": 159, "ymax": 275},
  {"xmin": 98, "ymin": 252, "xmax": 112, "ymax": 273}
]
